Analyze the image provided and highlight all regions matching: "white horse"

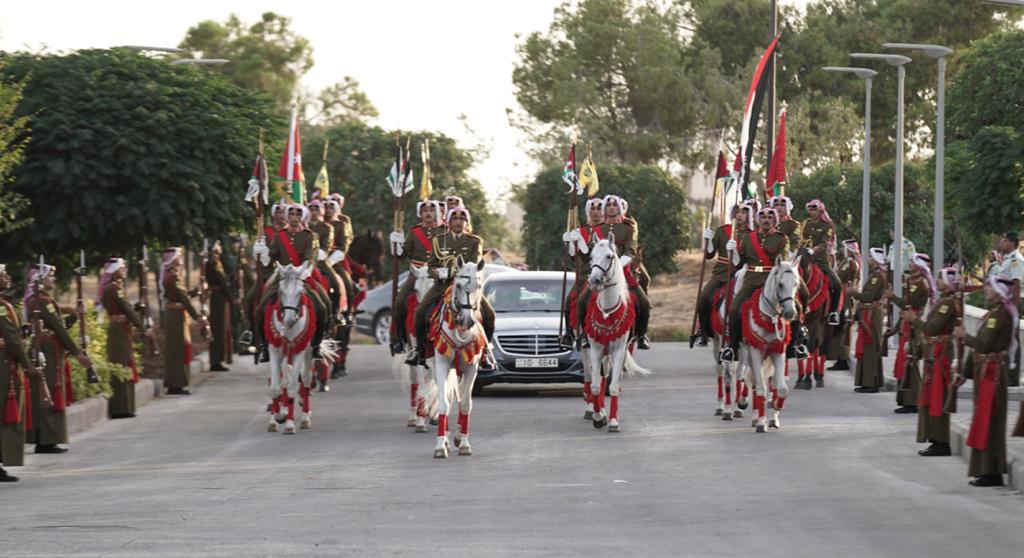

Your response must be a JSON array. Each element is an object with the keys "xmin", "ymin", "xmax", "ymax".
[
  {"xmin": 391, "ymin": 263, "xmax": 443, "ymax": 433},
  {"xmin": 737, "ymin": 257, "xmax": 799, "ymax": 433},
  {"xmin": 265, "ymin": 262, "xmax": 320, "ymax": 434},
  {"xmin": 711, "ymin": 268, "xmax": 750, "ymax": 421},
  {"xmin": 584, "ymin": 238, "xmax": 651, "ymax": 432},
  {"xmin": 429, "ymin": 260, "xmax": 488, "ymax": 458}
]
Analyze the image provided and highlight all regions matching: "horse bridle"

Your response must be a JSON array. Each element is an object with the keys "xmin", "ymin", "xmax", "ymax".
[
  {"xmin": 451, "ymin": 274, "xmax": 480, "ymax": 321},
  {"xmin": 590, "ymin": 253, "xmax": 618, "ymax": 291}
]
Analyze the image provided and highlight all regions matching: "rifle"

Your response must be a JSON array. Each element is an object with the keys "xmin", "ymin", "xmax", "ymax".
[
  {"xmin": 945, "ymin": 236, "xmax": 967, "ymax": 414},
  {"xmin": 74, "ymin": 251, "xmax": 101, "ymax": 384},
  {"xmin": 137, "ymin": 245, "xmax": 159, "ymax": 358},
  {"xmin": 690, "ymin": 182, "xmax": 720, "ymax": 348},
  {"xmin": 26, "ymin": 311, "xmax": 53, "ymax": 408},
  {"xmin": 198, "ymin": 240, "xmax": 212, "ymax": 340}
]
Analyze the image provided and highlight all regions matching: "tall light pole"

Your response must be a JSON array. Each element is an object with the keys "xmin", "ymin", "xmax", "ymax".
[
  {"xmin": 170, "ymin": 59, "xmax": 230, "ymax": 66},
  {"xmin": 851, "ymin": 53, "xmax": 912, "ymax": 300},
  {"xmin": 884, "ymin": 43, "xmax": 953, "ymax": 275},
  {"xmin": 985, "ymin": 0, "xmax": 1024, "ymax": 6},
  {"xmin": 823, "ymin": 66, "xmax": 877, "ymax": 285}
]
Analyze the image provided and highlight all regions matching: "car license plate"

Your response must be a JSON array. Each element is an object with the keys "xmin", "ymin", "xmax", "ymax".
[{"xmin": 515, "ymin": 357, "xmax": 559, "ymax": 369}]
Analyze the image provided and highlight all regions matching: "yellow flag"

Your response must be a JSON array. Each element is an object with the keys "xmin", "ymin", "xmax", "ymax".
[
  {"xmin": 420, "ymin": 139, "xmax": 433, "ymax": 201},
  {"xmin": 314, "ymin": 164, "xmax": 330, "ymax": 198},
  {"xmin": 579, "ymin": 156, "xmax": 599, "ymax": 197}
]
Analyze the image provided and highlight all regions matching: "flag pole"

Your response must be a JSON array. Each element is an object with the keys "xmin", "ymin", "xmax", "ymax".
[
  {"xmin": 557, "ymin": 142, "xmax": 578, "ymax": 346},
  {"xmin": 390, "ymin": 133, "xmax": 402, "ymax": 321},
  {"xmin": 690, "ymin": 171, "xmax": 721, "ymax": 348}
]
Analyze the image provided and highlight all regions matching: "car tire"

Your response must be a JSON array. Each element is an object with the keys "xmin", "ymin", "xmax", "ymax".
[
  {"xmin": 373, "ymin": 310, "xmax": 391, "ymax": 345},
  {"xmin": 471, "ymin": 380, "xmax": 484, "ymax": 396}
]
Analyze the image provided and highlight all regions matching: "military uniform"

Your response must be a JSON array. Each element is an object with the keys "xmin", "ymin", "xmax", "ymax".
[
  {"xmin": 727, "ymin": 229, "xmax": 788, "ymax": 353},
  {"xmin": 206, "ymin": 253, "xmax": 232, "ymax": 369},
  {"xmin": 962, "ymin": 302, "xmax": 1013, "ymax": 481},
  {"xmin": 777, "ymin": 217, "xmax": 801, "ymax": 257},
  {"xmin": 911, "ymin": 292, "xmax": 958, "ymax": 449},
  {"xmin": 392, "ymin": 222, "xmax": 443, "ymax": 346},
  {"xmin": 608, "ymin": 217, "xmax": 651, "ymax": 343},
  {"xmin": 801, "ymin": 218, "xmax": 843, "ymax": 317},
  {"xmin": 101, "ymin": 277, "xmax": 144, "ymax": 416},
  {"xmin": 257, "ymin": 226, "xmax": 331, "ymax": 339},
  {"xmin": 850, "ymin": 268, "xmax": 888, "ymax": 389},
  {"xmin": 162, "ymin": 272, "xmax": 201, "ymax": 391},
  {"xmin": 890, "ymin": 275, "xmax": 931, "ymax": 409},
  {"xmin": 570, "ymin": 222, "xmax": 611, "ymax": 332},
  {"xmin": 1, "ymin": 296, "xmax": 33, "ymax": 469},
  {"xmin": 697, "ymin": 224, "xmax": 740, "ymax": 340},
  {"xmin": 26, "ymin": 292, "xmax": 80, "ymax": 447},
  {"xmin": 826, "ymin": 255, "xmax": 860, "ymax": 362},
  {"xmin": 331, "ymin": 213, "xmax": 357, "ymax": 313}
]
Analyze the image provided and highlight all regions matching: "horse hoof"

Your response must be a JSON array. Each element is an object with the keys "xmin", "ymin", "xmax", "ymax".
[
  {"xmin": 722, "ymin": 413, "xmax": 733, "ymax": 421},
  {"xmin": 300, "ymin": 418, "xmax": 312, "ymax": 430},
  {"xmin": 592, "ymin": 416, "xmax": 608, "ymax": 429},
  {"xmin": 732, "ymin": 410, "xmax": 744, "ymax": 418},
  {"xmin": 608, "ymin": 423, "xmax": 621, "ymax": 433},
  {"xmin": 267, "ymin": 422, "xmax": 278, "ymax": 433},
  {"xmin": 737, "ymin": 402, "xmax": 749, "ymax": 410},
  {"xmin": 769, "ymin": 419, "xmax": 780, "ymax": 429},
  {"xmin": 407, "ymin": 419, "xmax": 417, "ymax": 427},
  {"xmin": 434, "ymin": 447, "xmax": 448, "ymax": 459},
  {"xmin": 458, "ymin": 445, "xmax": 472, "ymax": 456},
  {"xmin": 318, "ymin": 384, "xmax": 329, "ymax": 393},
  {"xmin": 283, "ymin": 421, "xmax": 296, "ymax": 435},
  {"xmin": 415, "ymin": 423, "xmax": 428, "ymax": 433},
  {"xmin": 583, "ymin": 410, "xmax": 594, "ymax": 421},
  {"xmin": 751, "ymin": 418, "xmax": 759, "ymax": 427},
  {"xmin": 714, "ymin": 408, "xmax": 724, "ymax": 416},
  {"xmin": 429, "ymin": 418, "xmax": 438, "ymax": 426},
  {"xmin": 755, "ymin": 424, "xmax": 767, "ymax": 433}
]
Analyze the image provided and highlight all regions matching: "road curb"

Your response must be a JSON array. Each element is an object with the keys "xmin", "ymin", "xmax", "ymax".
[
  {"xmin": 66, "ymin": 352, "xmax": 210, "ymax": 436},
  {"xmin": 950, "ymin": 414, "xmax": 1023, "ymax": 492}
]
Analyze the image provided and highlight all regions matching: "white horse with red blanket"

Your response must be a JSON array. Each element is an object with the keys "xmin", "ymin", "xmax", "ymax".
[
  {"xmin": 264, "ymin": 262, "xmax": 333, "ymax": 434},
  {"xmin": 392, "ymin": 263, "xmax": 443, "ymax": 432},
  {"xmin": 737, "ymin": 257, "xmax": 799, "ymax": 432},
  {"xmin": 584, "ymin": 238, "xmax": 650, "ymax": 432},
  {"xmin": 427, "ymin": 259, "xmax": 487, "ymax": 458}
]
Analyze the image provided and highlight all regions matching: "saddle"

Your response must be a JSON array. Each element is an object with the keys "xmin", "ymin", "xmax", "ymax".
[{"xmin": 741, "ymin": 288, "xmax": 791, "ymax": 355}]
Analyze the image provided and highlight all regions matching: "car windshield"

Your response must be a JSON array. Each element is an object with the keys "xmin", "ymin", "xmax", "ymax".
[{"xmin": 485, "ymin": 278, "xmax": 573, "ymax": 313}]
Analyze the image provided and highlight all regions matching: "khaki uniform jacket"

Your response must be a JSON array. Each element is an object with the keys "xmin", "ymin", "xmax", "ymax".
[
  {"xmin": 309, "ymin": 220, "xmax": 335, "ymax": 253},
  {"xmin": 269, "ymin": 228, "xmax": 316, "ymax": 266},
  {"xmin": 429, "ymin": 231, "xmax": 483, "ymax": 277},
  {"xmin": 801, "ymin": 218, "xmax": 834, "ymax": 259},
  {"xmin": 705, "ymin": 224, "xmax": 738, "ymax": 281},
  {"xmin": 608, "ymin": 218, "xmax": 638, "ymax": 259},
  {"xmin": 402, "ymin": 224, "xmax": 441, "ymax": 265},
  {"xmin": 332, "ymin": 214, "xmax": 354, "ymax": 253},
  {"xmin": 778, "ymin": 218, "xmax": 801, "ymax": 254},
  {"xmin": 1, "ymin": 298, "xmax": 32, "ymax": 466},
  {"xmin": 737, "ymin": 230, "xmax": 787, "ymax": 289}
]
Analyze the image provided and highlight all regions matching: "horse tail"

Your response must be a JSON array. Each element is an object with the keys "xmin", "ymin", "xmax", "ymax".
[
  {"xmin": 622, "ymin": 349, "xmax": 651, "ymax": 378},
  {"xmin": 318, "ymin": 338, "xmax": 340, "ymax": 364}
]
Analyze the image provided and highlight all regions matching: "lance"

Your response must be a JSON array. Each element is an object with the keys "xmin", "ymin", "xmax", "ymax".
[
  {"xmin": 557, "ymin": 142, "xmax": 579, "ymax": 345},
  {"xmin": 690, "ymin": 178, "xmax": 721, "ymax": 348}
]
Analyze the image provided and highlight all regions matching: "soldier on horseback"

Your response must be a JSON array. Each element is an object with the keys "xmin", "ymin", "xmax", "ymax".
[
  {"xmin": 407, "ymin": 206, "xmax": 496, "ymax": 368},
  {"xmin": 390, "ymin": 200, "xmax": 444, "ymax": 355},
  {"xmin": 603, "ymin": 195, "xmax": 651, "ymax": 349},
  {"xmin": 696, "ymin": 204, "xmax": 742, "ymax": 347},
  {"xmin": 801, "ymin": 200, "xmax": 843, "ymax": 326},
  {"xmin": 771, "ymin": 196, "xmax": 801, "ymax": 255},
  {"xmin": 325, "ymin": 193, "xmax": 358, "ymax": 321},
  {"xmin": 721, "ymin": 206, "xmax": 789, "ymax": 362},
  {"xmin": 562, "ymin": 197, "xmax": 610, "ymax": 349}
]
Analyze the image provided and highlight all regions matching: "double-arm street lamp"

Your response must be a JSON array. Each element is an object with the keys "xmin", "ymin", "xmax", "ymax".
[
  {"xmin": 823, "ymin": 66, "xmax": 878, "ymax": 285},
  {"xmin": 850, "ymin": 53, "xmax": 912, "ymax": 299}
]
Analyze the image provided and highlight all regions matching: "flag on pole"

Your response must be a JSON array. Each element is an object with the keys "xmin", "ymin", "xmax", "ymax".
[
  {"xmin": 561, "ymin": 144, "xmax": 577, "ymax": 194},
  {"xmin": 420, "ymin": 139, "xmax": 433, "ymax": 201},
  {"xmin": 765, "ymin": 108, "xmax": 787, "ymax": 198},
  {"xmin": 277, "ymin": 104, "xmax": 305, "ymax": 203},
  {"xmin": 245, "ymin": 153, "xmax": 269, "ymax": 206},
  {"xmin": 313, "ymin": 139, "xmax": 330, "ymax": 199},
  {"xmin": 387, "ymin": 141, "xmax": 414, "ymax": 197},
  {"xmin": 737, "ymin": 34, "xmax": 781, "ymax": 202},
  {"xmin": 578, "ymin": 149, "xmax": 599, "ymax": 197}
]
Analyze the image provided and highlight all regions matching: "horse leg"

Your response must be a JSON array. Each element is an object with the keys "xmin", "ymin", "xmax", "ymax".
[
  {"xmin": 457, "ymin": 364, "xmax": 478, "ymax": 455},
  {"xmin": 432, "ymin": 355, "xmax": 451, "ymax": 458},
  {"xmin": 283, "ymin": 362, "xmax": 300, "ymax": 434},
  {"xmin": 267, "ymin": 353, "xmax": 283, "ymax": 432},
  {"xmin": 582, "ymin": 354, "xmax": 594, "ymax": 421},
  {"xmin": 408, "ymin": 360, "xmax": 419, "ymax": 427},
  {"xmin": 588, "ymin": 342, "xmax": 608, "ymax": 429},
  {"xmin": 300, "ymin": 383, "xmax": 312, "ymax": 430},
  {"xmin": 747, "ymin": 348, "xmax": 767, "ymax": 432},
  {"xmin": 815, "ymin": 351, "xmax": 826, "ymax": 387},
  {"xmin": 607, "ymin": 338, "xmax": 626, "ymax": 432},
  {"xmin": 770, "ymin": 353, "xmax": 787, "ymax": 429},
  {"xmin": 722, "ymin": 358, "xmax": 735, "ymax": 421},
  {"xmin": 415, "ymin": 364, "xmax": 430, "ymax": 432}
]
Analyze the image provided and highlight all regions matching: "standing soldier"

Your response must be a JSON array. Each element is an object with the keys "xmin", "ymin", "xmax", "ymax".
[
  {"xmin": 563, "ymin": 197, "xmax": 610, "ymax": 348},
  {"xmin": 827, "ymin": 239, "xmax": 861, "ymax": 371},
  {"xmin": 801, "ymin": 200, "xmax": 843, "ymax": 325},
  {"xmin": 720, "ymin": 206, "xmax": 789, "ymax": 362},
  {"xmin": 986, "ymin": 231, "xmax": 1024, "ymax": 386},
  {"xmin": 604, "ymin": 195, "xmax": 651, "ymax": 349},
  {"xmin": 695, "ymin": 204, "xmax": 742, "ymax": 346},
  {"xmin": 771, "ymin": 196, "xmax": 801, "ymax": 256},
  {"xmin": 205, "ymin": 242, "xmax": 232, "ymax": 372},
  {"xmin": 904, "ymin": 266, "xmax": 960, "ymax": 457},
  {"xmin": 407, "ymin": 206, "xmax": 496, "ymax": 367},
  {"xmin": 1, "ymin": 264, "xmax": 34, "ymax": 481},
  {"xmin": 954, "ymin": 276, "xmax": 1017, "ymax": 487},
  {"xmin": 98, "ymin": 258, "xmax": 151, "ymax": 418},
  {"xmin": 25, "ymin": 263, "xmax": 92, "ymax": 453},
  {"xmin": 889, "ymin": 253, "xmax": 935, "ymax": 413},
  {"xmin": 848, "ymin": 248, "xmax": 889, "ymax": 393},
  {"xmin": 389, "ymin": 200, "xmax": 442, "ymax": 354},
  {"xmin": 161, "ymin": 248, "xmax": 205, "ymax": 395}
]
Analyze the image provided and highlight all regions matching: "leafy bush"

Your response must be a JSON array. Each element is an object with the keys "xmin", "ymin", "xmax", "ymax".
[{"xmin": 69, "ymin": 303, "xmax": 133, "ymax": 400}]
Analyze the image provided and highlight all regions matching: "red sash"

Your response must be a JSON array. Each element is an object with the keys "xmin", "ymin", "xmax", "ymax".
[
  {"xmin": 921, "ymin": 341, "xmax": 950, "ymax": 417},
  {"xmin": 855, "ymin": 308, "xmax": 873, "ymax": 358},
  {"xmin": 748, "ymin": 232, "xmax": 772, "ymax": 267},
  {"xmin": 277, "ymin": 230, "xmax": 302, "ymax": 265},
  {"xmin": 722, "ymin": 225, "xmax": 732, "ymax": 239},
  {"xmin": 967, "ymin": 360, "xmax": 1001, "ymax": 451},
  {"xmin": 893, "ymin": 320, "xmax": 910, "ymax": 380},
  {"xmin": 410, "ymin": 225, "xmax": 432, "ymax": 254},
  {"xmin": 580, "ymin": 225, "xmax": 605, "ymax": 244}
]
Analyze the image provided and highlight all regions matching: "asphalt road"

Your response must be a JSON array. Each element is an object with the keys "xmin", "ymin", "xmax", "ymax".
[{"xmin": 1, "ymin": 343, "xmax": 1021, "ymax": 557}]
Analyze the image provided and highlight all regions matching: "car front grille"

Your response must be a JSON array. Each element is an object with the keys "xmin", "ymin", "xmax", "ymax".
[{"xmin": 496, "ymin": 334, "xmax": 566, "ymax": 356}]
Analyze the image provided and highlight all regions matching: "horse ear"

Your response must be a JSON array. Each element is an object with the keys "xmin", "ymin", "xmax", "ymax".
[
  {"xmin": 299, "ymin": 260, "xmax": 313, "ymax": 280},
  {"xmin": 776, "ymin": 254, "xmax": 784, "ymax": 266},
  {"xmin": 608, "ymin": 231, "xmax": 616, "ymax": 247},
  {"xmin": 476, "ymin": 258, "xmax": 486, "ymax": 272}
]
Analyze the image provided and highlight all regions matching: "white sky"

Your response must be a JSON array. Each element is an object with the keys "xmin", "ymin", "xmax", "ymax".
[{"xmin": 0, "ymin": 0, "xmax": 563, "ymax": 210}]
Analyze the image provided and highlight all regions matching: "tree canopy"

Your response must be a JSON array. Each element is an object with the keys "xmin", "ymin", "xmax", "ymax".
[
  {"xmin": 0, "ymin": 59, "xmax": 30, "ymax": 235},
  {"xmin": 0, "ymin": 48, "xmax": 282, "ymax": 270}
]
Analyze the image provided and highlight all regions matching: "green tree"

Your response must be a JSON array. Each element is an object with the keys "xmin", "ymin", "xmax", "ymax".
[
  {"xmin": 301, "ymin": 123, "xmax": 506, "ymax": 253},
  {"xmin": 517, "ymin": 164, "xmax": 691, "ymax": 277},
  {"xmin": 0, "ymin": 48, "xmax": 282, "ymax": 269},
  {"xmin": 178, "ymin": 12, "xmax": 313, "ymax": 113},
  {"xmin": 0, "ymin": 60, "xmax": 30, "ymax": 235},
  {"xmin": 305, "ymin": 76, "xmax": 379, "ymax": 127}
]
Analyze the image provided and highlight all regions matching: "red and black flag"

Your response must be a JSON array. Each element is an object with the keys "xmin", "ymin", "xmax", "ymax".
[
  {"xmin": 738, "ymin": 34, "xmax": 781, "ymax": 201},
  {"xmin": 765, "ymin": 107, "xmax": 787, "ymax": 198}
]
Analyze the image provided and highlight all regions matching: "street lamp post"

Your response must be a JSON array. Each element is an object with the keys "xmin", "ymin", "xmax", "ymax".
[
  {"xmin": 170, "ymin": 59, "xmax": 230, "ymax": 66},
  {"xmin": 823, "ymin": 66, "xmax": 878, "ymax": 286},
  {"xmin": 984, "ymin": 0, "xmax": 1024, "ymax": 6},
  {"xmin": 884, "ymin": 43, "xmax": 953, "ymax": 275},
  {"xmin": 851, "ymin": 53, "xmax": 912, "ymax": 301}
]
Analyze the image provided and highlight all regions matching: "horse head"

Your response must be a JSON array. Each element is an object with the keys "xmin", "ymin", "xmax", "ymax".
[
  {"xmin": 588, "ymin": 236, "xmax": 621, "ymax": 291},
  {"xmin": 451, "ymin": 259, "xmax": 485, "ymax": 330},
  {"xmin": 278, "ymin": 261, "xmax": 311, "ymax": 329},
  {"xmin": 350, "ymin": 229, "xmax": 385, "ymax": 283},
  {"xmin": 768, "ymin": 255, "xmax": 799, "ymax": 322}
]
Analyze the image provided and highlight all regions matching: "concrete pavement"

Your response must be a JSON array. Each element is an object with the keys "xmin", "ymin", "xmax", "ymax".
[{"xmin": 1, "ymin": 343, "xmax": 1021, "ymax": 557}]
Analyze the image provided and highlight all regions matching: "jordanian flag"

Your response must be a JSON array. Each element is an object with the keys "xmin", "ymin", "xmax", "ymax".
[
  {"xmin": 737, "ymin": 34, "xmax": 781, "ymax": 201},
  {"xmin": 562, "ymin": 143, "xmax": 578, "ymax": 194},
  {"xmin": 765, "ymin": 107, "xmax": 787, "ymax": 198},
  {"xmin": 277, "ymin": 104, "xmax": 305, "ymax": 203}
]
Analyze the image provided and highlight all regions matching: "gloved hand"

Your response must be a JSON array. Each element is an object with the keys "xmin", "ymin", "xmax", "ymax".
[
  {"xmin": 435, "ymin": 268, "xmax": 450, "ymax": 280},
  {"xmin": 328, "ymin": 250, "xmax": 345, "ymax": 266},
  {"xmin": 563, "ymin": 231, "xmax": 577, "ymax": 257},
  {"xmin": 253, "ymin": 238, "xmax": 270, "ymax": 267},
  {"xmin": 389, "ymin": 231, "xmax": 405, "ymax": 256},
  {"xmin": 577, "ymin": 235, "xmax": 590, "ymax": 255},
  {"xmin": 619, "ymin": 255, "xmax": 632, "ymax": 267},
  {"xmin": 726, "ymin": 239, "xmax": 737, "ymax": 252},
  {"xmin": 702, "ymin": 228, "xmax": 714, "ymax": 240}
]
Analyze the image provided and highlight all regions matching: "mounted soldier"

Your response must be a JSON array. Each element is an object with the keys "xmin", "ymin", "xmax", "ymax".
[
  {"xmin": 771, "ymin": 196, "xmax": 801, "ymax": 256},
  {"xmin": 603, "ymin": 195, "xmax": 651, "ymax": 349},
  {"xmin": 801, "ymin": 200, "xmax": 843, "ymax": 326},
  {"xmin": 695, "ymin": 203, "xmax": 742, "ymax": 347},
  {"xmin": 390, "ymin": 200, "xmax": 444, "ymax": 354},
  {"xmin": 562, "ymin": 197, "xmax": 611, "ymax": 348}
]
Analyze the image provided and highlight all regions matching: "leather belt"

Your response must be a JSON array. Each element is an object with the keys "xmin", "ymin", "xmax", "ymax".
[
  {"xmin": 749, "ymin": 266, "xmax": 774, "ymax": 273},
  {"xmin": 109, "ymin": 315, "xmax": 129, "ymax": 323},
  {"xmin": 978, "ymin": 351, "xmax": 1007, "ymax": 363},
  {"xmin": 166, "ymin": 302, "xmax": 184, "ymax": 310},
  {"xmin": 716, "ymin": 257, "xmax": 730, "ymax": 264}
]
